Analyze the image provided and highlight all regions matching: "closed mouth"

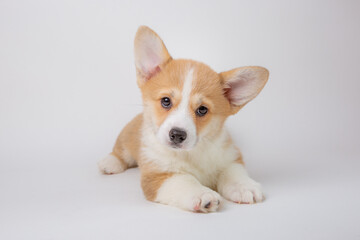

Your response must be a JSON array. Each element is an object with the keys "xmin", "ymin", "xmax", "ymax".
[{"xmin": 169, "ymin": 142, "xmax": 182, "ymax": 149}]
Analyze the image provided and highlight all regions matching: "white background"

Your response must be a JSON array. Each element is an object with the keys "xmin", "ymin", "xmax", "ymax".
[{"xmin": 1, "ymin": 0, "xmax": 360, "ymax": 239}]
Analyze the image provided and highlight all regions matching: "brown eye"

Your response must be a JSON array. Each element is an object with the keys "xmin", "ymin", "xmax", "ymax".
[
  {"xmin": 196, "ymin": 106, "xmax": 208, "ymax": 117},
  {"xmin": 161, "ymin": 97, "xmax": 172, "ymax": 109}
]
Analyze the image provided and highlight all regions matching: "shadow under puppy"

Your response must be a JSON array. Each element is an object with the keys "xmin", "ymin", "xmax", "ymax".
[{"xmin": 98, "ymin": 26, "xmax": 269, "ymax": 213}]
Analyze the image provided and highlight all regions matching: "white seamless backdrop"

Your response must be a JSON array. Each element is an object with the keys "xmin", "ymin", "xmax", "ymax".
[{"xmin": 0, "ymin": 0, "xmax": 359, "ymax": 239}]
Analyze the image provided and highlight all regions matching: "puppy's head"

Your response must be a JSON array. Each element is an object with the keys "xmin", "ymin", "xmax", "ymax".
[{"xmin": 134, "ymin": 26, "xmax": 269, "ymax": 150}]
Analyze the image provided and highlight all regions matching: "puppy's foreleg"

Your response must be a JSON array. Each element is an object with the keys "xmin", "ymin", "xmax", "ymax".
[
  {"xmin": 142, "ymin": 173, "xmax": 222, "ymax": 213},
  {"xmin": 217, "ymin": 162, "xmax": 264, "ymax": 204}
]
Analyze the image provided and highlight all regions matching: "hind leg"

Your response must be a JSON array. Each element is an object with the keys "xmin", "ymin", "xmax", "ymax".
[
  {"xmin": 99, "ymin": 114, "xmax": 142, "ymax": 174},
  {"xmin": 98, "ymin": 147, "xmax": 137, "ymax": 174},
  {"xmin": 98, "ymin": 153, "xmax": 126, "ymax": 174}
]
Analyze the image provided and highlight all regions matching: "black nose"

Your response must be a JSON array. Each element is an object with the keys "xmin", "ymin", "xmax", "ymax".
[{"xmin": 169, "ymin": 128, "xmax": 187, "ymax": 144}]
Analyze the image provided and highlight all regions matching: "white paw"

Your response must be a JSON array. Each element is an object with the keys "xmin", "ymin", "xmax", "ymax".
[
  {"xmin": 191, "ymin": 191, "xmax": 222, "ymax": 213},
  {"xmin": 223, "ymin": 180, "xmax": 264, "ymax": 204},
  {"xmin": 98, "ymin": 154, "xmax": 125, "ymax": 174}
]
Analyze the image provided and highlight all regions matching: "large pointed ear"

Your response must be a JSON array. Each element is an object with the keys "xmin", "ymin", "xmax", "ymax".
[
  {"xmin": 134, "ymin": 26, "xmax": 172, "ymax": 84},
  {"xmin": 220, "ymin": 66, "xmax": 269, "ymax": 114}
]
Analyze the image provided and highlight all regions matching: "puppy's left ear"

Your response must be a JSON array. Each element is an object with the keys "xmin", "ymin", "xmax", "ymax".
[
  {"xmin": 134, "ymin": 26, "xmax": 172, "ymax": 85},
  {"xmin": 220, "ymin": 66, "xmax": 269, "ymax": 114}
]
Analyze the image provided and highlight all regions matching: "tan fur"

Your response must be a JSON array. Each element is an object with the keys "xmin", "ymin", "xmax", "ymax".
[
  {"xmin": 235, "ymin": 153, "xmax": 244, "ymax": 165},
  {"xmin": 111, "ymin": 113, "xmax": 176, "ymax": 199},
  {"xmin": 112, "ymin": 113, "xmax": 143, "ymax": 168},
  {"xmin": 141, "ymin": 168, "xmax": 174, "ymax": 201},
  {"xmin": 141, "ymin": 59, "xmax": 233, "ymax": 134}
]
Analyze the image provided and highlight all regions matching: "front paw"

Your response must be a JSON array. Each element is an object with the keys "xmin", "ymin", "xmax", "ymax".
[
  {"xmin": 222, "ymin": 180, "xmax": 264, "ymax": 204},
  {"xmin": 191, "ymin": 190, "xmax": 222, "ymax": 213}
]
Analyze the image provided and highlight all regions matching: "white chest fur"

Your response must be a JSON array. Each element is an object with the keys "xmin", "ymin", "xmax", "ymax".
[{"xmin": 141, "ymin": 124, "xmax": 238, "ymax": 189}]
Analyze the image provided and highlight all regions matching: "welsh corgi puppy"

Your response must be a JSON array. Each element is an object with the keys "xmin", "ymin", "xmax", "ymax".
[{"xmin": 98, "ymin": 26, "xmax": 269, "ymax": 213}]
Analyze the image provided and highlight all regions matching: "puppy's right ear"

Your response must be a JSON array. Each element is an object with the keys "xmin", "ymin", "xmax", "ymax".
[{"xmin": 134, "ymin": 26, "xmax": 172, "ymax": 84}]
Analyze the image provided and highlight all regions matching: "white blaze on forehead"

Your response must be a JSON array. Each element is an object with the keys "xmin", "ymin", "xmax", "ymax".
[
  {"xmin": 156, "ymin": 68, "xmax": 197, "ymax": 149},
  {"xmin": 180, "ymin": 68, "xmax": 195, "ymax": 109}
]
